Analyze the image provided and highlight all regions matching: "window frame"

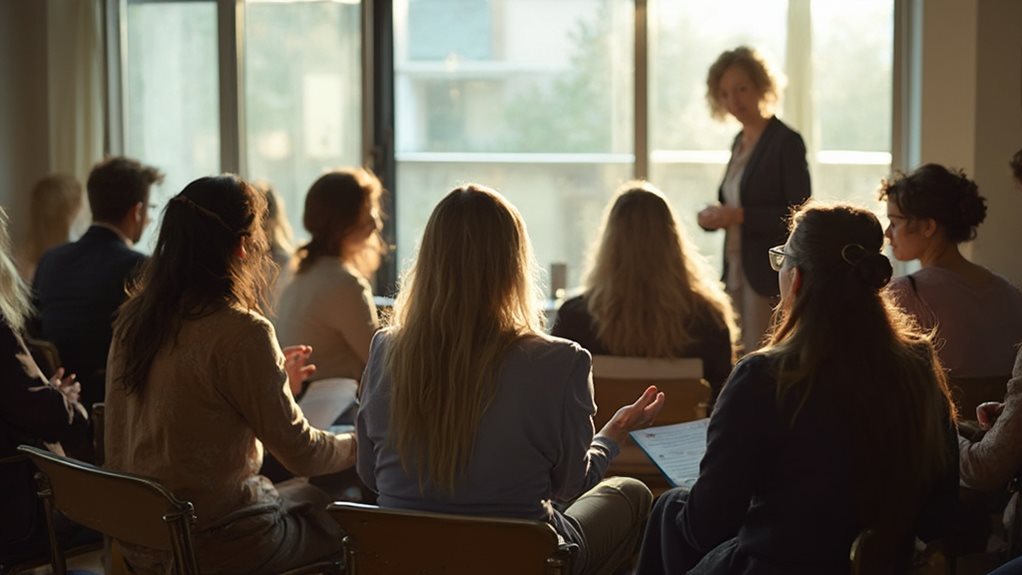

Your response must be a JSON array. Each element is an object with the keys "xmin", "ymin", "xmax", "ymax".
[{"xmin": 105, "ymin": 0, "xmax": 912, "ymax": 294}]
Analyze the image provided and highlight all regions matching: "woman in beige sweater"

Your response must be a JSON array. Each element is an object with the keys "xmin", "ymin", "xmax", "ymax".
[
  {"xmin": 276, "ymin": 168, "xmax": 385, "ymax": 391},
  {"xmin": 105, "ymin": 175, "xmax": 355, "ymax": 574}
]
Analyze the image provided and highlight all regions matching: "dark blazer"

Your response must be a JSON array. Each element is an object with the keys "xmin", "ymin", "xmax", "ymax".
[
  {"xmin": 635, "ymin": 353, "xmax": 959, "ymax": 575},
  {"xmin": 32, "ymin": 226, "xmax": 146, "ymax": 407},
  {"xmin": 551, "ymin": 295, "xmax": 734, "ymax": 408},
  {"xmin": 717, "ymin": 117, "xmax": 811, "ymax": 297},
  {"xmin": 0, "ymin": 316, "xmax": 92, "ymax": 564}
]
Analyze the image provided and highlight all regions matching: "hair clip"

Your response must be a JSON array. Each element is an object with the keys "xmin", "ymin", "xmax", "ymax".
[
  {"xmin": 840, "ymin": 243, "xmax": 866, "ymax": 266},
  {"xmin": 171, "ymin": 195, "xmax": 236, "ymax": 234}
]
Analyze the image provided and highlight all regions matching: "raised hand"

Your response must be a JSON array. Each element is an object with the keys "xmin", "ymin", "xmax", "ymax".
[{"xmin": 598, "ymin": 385, "xmax": 666, "ymax": 446}]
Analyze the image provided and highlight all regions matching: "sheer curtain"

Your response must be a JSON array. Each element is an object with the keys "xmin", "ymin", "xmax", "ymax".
[{"xmin": 46, "ymin": 0, "xmax": 104, "ymax": 228}]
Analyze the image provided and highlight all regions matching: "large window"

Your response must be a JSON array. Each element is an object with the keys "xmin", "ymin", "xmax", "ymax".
[
  {"xmin": 394, "ymin": 0, "xmax": 635, "ymax": 290},
  {"xmin": 245, "ymin": 0, "xmax": 363, "ymax": 243},
  {"xmin": 124, "ymin": 1, "xmax": 220, "ymax": 251},
  {"xmin": 117, "ymin": 0, "xmax": 895, "ymax": 292},
  {"xmin": 649, "ymin": 0, "xmax": 894, "ymax": 277}
]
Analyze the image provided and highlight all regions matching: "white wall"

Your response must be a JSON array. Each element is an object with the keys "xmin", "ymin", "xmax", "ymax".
[
  {"xmin": 0, "ymin": 1, "xmax": 50, "ymax": 244},
  {"xmin": 971, "ymin": 0, "xmax": 1022, "ymax": 286},
  {"xmin": 918, "ymin": 0, "xmax": 1022, "ymax": 285}
]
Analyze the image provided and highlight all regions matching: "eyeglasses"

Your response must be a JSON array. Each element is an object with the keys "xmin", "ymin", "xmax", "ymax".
[{"xmin": 768, "ymin": 245, "xmax": 788, "ymax": 272}]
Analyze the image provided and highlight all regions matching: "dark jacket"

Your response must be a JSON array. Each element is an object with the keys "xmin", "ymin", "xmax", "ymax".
[
  {"xmin": 551, "ymin": 295, "xmax": 734, "ymax": 407},
  {"xmin": 635, "ymin": 353, "xmax": 960, "ymax": 575},
  {"xmin": 717, "ymin": 117, "xmax": 811, "ymax": 297},
  {"xmin": 32, "ymin": 225, "xmax": 146, "ymax": 407},
  {"xmin": 0, "ymin": 316, "xmax": 91, "ymax": 564}
]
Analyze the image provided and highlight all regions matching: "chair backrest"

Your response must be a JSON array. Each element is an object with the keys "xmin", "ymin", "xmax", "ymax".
[
  {"xmin": 327, "ymin": 502, "xmax": 571, "ymax": 575},
  {"xmin": 947, "ymin": 374, "xmax": 1010, "ymax": 421},
  {"xmin": 849, "ymin": 528, "xmax": 913, "ymax": 575},
  {"xmin": 17, "ymin": 445, "xmax": 199, "ymax": 574},
  {"xmin": 590, "ymin": 356, "xmax": 706, "ymax": 430},
  {"xmin": 24, "ymin": 336, "xmax": 61, "ymax": 378}
]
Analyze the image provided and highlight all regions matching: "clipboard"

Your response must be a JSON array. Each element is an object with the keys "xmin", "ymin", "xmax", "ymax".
[{"xmin": 628, "ymin": 418, "xmax": 709, "ymax": 488}]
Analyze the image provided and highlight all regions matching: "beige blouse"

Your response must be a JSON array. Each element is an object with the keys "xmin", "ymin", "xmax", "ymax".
[
  {"xmin": 104, "ymin": 306, "xmax": 355, "ymax": 568},
  {"xmin": 275, "ymin": 258, "xmax": 378, "ymax": 381}
]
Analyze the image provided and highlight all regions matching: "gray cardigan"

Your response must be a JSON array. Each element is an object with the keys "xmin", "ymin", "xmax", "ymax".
[{"xmin": 356, "ymin": 330, "xmax": 618, "ymax": 540}]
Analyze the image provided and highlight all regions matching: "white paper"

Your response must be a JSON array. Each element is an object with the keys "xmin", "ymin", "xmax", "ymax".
[
  {"xmin": 298, "ymin": 378, "xmax": 358, "ymax": 430},
  {"xmin": 629, "ymin": 418, "xmax": 709, "ymax": 488}
]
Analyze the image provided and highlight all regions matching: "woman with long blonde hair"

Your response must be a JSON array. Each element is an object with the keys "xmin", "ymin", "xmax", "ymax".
[
  {"xmin": 357, "ymin": 184, "xmax": 664, "ymax": 575},
  {"xmin": 636, "ymin": 203, "xmax": 958, "ymax": 575},
  {"xmin": 553, "ymin": 181, "xmax": 737, "ymax": 406}
]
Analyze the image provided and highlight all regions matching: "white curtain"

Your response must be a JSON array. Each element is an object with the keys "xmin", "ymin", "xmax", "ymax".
[{"xmin": 46, "ymin": 0, "xmax": 105, "ymax": 231}]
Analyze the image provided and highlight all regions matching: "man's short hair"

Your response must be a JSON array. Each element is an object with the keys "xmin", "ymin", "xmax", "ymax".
[{"xmin": 87, "ymin": 156, "xmax": 165, "ymax": 223}]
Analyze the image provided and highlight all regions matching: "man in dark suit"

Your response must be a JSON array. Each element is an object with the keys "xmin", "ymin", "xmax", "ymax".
[{"xmin": 32, "ymin": 156, "xmax": 164, "ymax": 407}]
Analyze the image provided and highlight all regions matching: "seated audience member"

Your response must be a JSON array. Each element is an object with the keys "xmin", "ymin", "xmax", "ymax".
[
  {"xmin": 552, "ymin": 181, "xmax": 737, "ymax": 407},
  {"xmin": 882, "ymin": 164, "xmax": 1022, "ymax": 378},
  {"xmin": 32, "ymin": 156, "xmax": 163, "ymax": 407},
  {"xmin": 275, "ymin": 168, "xmax": 385, "ymax": 391},
  {"xmin": 255, "ymin": 182, "xmax": 296, "ymax": 313},
  {"xmin": 357, "ymin": 184, "xmax": 664, "ymax": 575},
  {"xmin": 0, "ymin": 207, "xmax": 94, "ymax": 565},
  {"xmin": 104, "ymin": 175, "xmax": 355, "ymax": 574},
  {"xmin": 16, "ymin": 174, "xmax": 83, "ymax": 282},
  {"xmin": 636, "ymin": 203, "xmax": 958, "ymax": 575}
]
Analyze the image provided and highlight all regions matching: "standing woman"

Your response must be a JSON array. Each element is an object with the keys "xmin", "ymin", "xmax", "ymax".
[
  {"xmin": 553, "ymin": 181, "xmax": 737, "ymax": 408},
  {"xmin": 357, "ymin": 185, "xmax": 664, "ymax": 575},
  {"xmin": 697, "ymin": 46, "xmax": 811, "ymax": 354},
  {"xmin": 637, "ymin": 203, "xmax": 957, "ymax": 574},
  {"xmin": 882, "ymin": 164, "xmax": 1022, "ymax": 379},
  {"xmin": 105, "ymin": 176, "xmax": 355, "ymax": 574},
  {"xmin": 276, "ymin": 168, "xmax": 384, "ymax": 393}
]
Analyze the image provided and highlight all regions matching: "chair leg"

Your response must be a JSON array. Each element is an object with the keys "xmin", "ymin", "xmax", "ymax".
[{"xmin": 34, "ymin": 472, "xmax": 67, "ymax": 575}]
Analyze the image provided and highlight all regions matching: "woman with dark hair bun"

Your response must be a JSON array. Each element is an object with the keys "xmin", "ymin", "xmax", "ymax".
[
  {"xmin": 636, "ymin": 202, "xmax": 958, "ymax": 575},
  {"xmin": 882, "ymin": 163, "xmax": 1022, "ymax": 378}
]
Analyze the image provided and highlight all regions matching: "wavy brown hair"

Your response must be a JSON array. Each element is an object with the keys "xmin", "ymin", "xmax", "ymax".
[
  {"xmin": 764, "ymin": 202, "xmax": 955, "ymax": 532},
  {"xmin": 112, "ymin": 175, "xmax": 270, "ymax": 395},
  {"xmin": 296, "ymin": 168, "xmax": 385, "ymax": 274},
  {"xmin": 386, "ymin": 184, "xmax": 543, "ymax": 493},
  {"xmin": 706, "ymin": 46, "xmax": 782, "ymax": 121},
  {"xmin": 584, "ymin": 181, "xmax": 737, "ymax": 357}
]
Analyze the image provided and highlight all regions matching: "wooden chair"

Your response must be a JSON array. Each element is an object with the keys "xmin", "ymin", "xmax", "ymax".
[
  {"xmin": 849, "ymin": 528, "xmax": 914, "ymax": 575},
  {"xmin": 23, "ymin": 337, "xmax": 61, "ymax": 378},
  {"xmin": 948, "ymin": 374, "xmax": 1011, "ymax": 421},
  {"xmin": 17, "ymin": 445, "xmax": 342, "ymax": 575},
  {"xmin": 591, "ymin": 356, "xmax": 706, "ymax": 488},
  {"xmin": 328, "ymin": 501, "xmax": 573, "ymax": 575}
]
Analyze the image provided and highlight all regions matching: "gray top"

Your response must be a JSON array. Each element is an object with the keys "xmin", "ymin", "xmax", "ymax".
[
  {"xmin": 889, "ymin": 266, "xmax": 1022, "ymax": 378},
  {"xmin": 356, "ymin": 330, "xmax": 618, "ymax": 538}
]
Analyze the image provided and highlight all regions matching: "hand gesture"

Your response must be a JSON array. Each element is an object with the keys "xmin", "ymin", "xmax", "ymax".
[
  {"xmin": 977, "ymin": 401, "xmax": 1005, "ymax": 431},
  {"xmin": 49, "ymin": 368, "xmax": 81, "ymax": 404},
  {"xmin": 698, "ymin": 205, "xmax": 742, "ymax": 230},
  {"xmin": 283, "ymin": 345, "xmax": 316, "ymax": 395},
  {"xmin": 598, "ymin": 385, "xmax": 666, "ymax": 446}
]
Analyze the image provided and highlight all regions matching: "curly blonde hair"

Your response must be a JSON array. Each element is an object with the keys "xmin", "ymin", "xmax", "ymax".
[{"xmin": 705, "ymin": 46, "xmax": 782, "ymax": 121}]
